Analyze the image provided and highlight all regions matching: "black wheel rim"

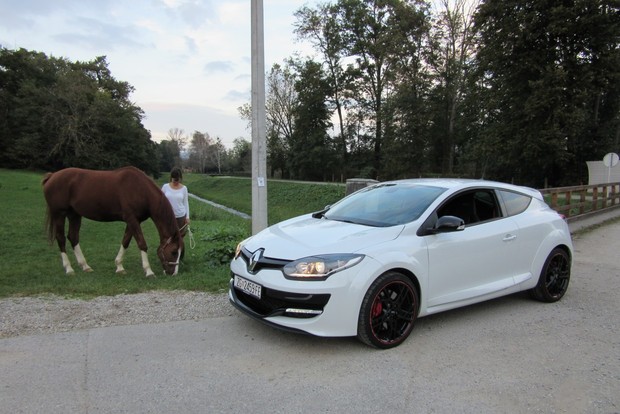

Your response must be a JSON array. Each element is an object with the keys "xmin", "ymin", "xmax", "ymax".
[
  {"xmin": 369, "ymin": 281, "xmax": 416, "ymax": 345},
  {"xmin": 545, "ymin": 253, "xmax": 570, "ymax": 297}
]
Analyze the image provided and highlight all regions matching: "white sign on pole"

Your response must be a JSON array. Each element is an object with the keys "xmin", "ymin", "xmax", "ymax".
[
  {"xmin": 603, "ymin": 152, "xmax": 619, "ymax": 183},
  {"xmin": 603, "ymin": 152, "xmax": 619, "ymax": 168}
]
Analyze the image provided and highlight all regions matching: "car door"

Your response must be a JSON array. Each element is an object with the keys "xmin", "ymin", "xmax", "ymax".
[{"xmin": 424, "ymin": 189, "xmax": 522, "ymax": 308}]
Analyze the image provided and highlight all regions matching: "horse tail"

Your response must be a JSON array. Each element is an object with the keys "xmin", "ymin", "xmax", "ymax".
[
  {"xmin": 42, "ymin": 172, "xmax": 56, "ymax": 243},
  {"xmin": 41, "ymin": 172, "xmax": 53, "ymax": 186},
  {"xmin": 44, "ymin": 206, "xmax": 55, "ymax": 244}
]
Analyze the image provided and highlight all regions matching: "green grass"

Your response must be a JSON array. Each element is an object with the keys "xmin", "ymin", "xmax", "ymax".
[
  {"xmin": 186, "ymin": 175, "xmax": 345, "ymax": 224},
  {"xmin": 0, "ymin": 170, "xmax": 346, "ymax": 298}
]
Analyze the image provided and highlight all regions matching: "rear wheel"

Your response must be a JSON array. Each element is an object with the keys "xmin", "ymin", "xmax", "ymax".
[
  {"xmin": 530, "ymin": 247, "xmax": 571, "ymax": 302},
  {"xmin": 357, "ymin": 272, "xmax": 419, "ymax": 349}
]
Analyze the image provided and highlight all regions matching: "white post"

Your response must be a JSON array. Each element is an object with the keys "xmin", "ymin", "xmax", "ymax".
[{"xmin": 251, "ymin": 0, "xmax": 268, "ymax": 234}]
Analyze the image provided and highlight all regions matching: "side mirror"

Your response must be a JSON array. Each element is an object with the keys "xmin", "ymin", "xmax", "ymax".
[{"xmin": 428, "ymin": 215, "xmax": 465, "ymax": 234}]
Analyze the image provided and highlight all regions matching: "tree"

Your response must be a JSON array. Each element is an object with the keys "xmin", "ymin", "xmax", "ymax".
[
  {"xmin": 0, "ymin": 48, "xmax": 159, "ymax": 174},
  {"xmin": 289, "ymin": 60, "xmax": 334, "ymax": 180},
  {"xmin": 166, "ymin": 128, "xmax": 187, "ymax": 167},
  {"xmin": 158, "ymin": 139, "xmax": 181, "ymax": 172},
  {"xmin": 473, "ymin": 0, "xmax": 620, "ymax": 186},
  {"xmin": 229, "ymin": 137, "xmax": 252, "ymax": 173},
  {"xmin": 295, "ymin": 3, "xmax": 354, "ymax": 172},
  {"xmin": 337, "ymin": 0, "xmax": 396, "ymax": 177},
  {"xmin": 429, "ymin": 0, "xmax": 479, "ymax": 174},
  {"xmin": 266, "ymin": 63, "xmax": 298, "ymax": 178},
  {"xmin": 209, "ymin": 137, "xmax": 227, "ymax": 174},
  {"xmin": 240, "ymin": 63, "xmax": 298, "ymax": 178},
  {"xmin": 379, "ymin": 0, "xmax": 434, "ymax": 179},
  {"xmin": 188, "ymin": 131, "xmax": 211, "ymax": 173},
  {"xmin": 333, "ymin": 0, "xmax": 433, "ymax": 178}
]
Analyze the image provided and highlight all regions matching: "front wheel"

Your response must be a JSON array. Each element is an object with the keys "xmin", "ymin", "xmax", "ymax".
[
  {"xmin": 357, "ymin": 272, "xmax": 419, "ymax": 349},
  {"xmin": 530, "ymin": 247, "xmax": 571, "ymax": 302}
]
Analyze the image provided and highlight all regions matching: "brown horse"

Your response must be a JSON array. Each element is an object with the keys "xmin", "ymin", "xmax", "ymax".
[{"xmin": 42, "ymin": 166, "xmax": 183, "ymax": 277}]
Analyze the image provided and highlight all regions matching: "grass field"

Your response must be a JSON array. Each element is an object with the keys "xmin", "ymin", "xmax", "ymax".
[{"xmin": 0, "ymin": 169, "xmax": 345, "ymax": 299}]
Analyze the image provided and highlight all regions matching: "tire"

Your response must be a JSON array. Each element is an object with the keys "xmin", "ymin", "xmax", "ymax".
[
  {"xmin": 357, "ymin": 272, "xmax": 419, "ymax": 349},
  {"xmin": 530, "ymin": 247, "xmax": 571, "ymax": 302}
]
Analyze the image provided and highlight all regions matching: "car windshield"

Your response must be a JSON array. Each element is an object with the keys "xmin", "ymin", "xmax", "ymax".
[{"xmin": 324, "ymin": 183, "xmax": 447, "ymax": 227}]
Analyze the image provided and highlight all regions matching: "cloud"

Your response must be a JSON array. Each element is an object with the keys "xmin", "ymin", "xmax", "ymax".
[
  {"xmin": 204, "ymin": 60, "xmax": 235, "ymax": 74},
  {"xmin": 53, "ymin": 17, "xmax": 147, "ymax": 51},
  {"xmin": 224, "ymin": 89, "xmax": 249, "ymax": 102},
  {"xmin": 176, "ymin": 1, "xmax": 216, "ymax": 28}
]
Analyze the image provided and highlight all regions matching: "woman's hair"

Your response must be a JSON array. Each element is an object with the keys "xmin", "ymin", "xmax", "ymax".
[{"xmin": 170, "ymin": 167, "xmax": 183, "ymax": 182}]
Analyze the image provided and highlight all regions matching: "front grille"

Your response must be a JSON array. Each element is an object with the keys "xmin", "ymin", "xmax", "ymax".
[
  {"xmin": 231, "ymin": 276, "xmax": 331, "ymax": 319},
  {"xmin": 240, "ymin": 247, "xmax": 290, "ymax": 273}
]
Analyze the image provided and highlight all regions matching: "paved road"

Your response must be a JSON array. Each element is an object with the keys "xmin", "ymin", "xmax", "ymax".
[{"xmin": 1, "ymin": 218, "xmax": 619, "ymax": 414}]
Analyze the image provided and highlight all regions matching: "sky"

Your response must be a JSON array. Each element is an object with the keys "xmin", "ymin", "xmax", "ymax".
[{"xmin": 0, "ymin": 0, "xmax": 319, "ymax": 148}]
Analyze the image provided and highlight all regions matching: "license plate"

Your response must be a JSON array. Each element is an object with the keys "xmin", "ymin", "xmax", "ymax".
[{"xmin": 234, "ymin": 275, "xmax": 262, "ymax": 299}]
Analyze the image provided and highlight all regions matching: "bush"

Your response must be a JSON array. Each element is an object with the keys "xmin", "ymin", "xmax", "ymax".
[{"xmin": 202, "ymin": 225, "xmax": 247, "ymax": 267}]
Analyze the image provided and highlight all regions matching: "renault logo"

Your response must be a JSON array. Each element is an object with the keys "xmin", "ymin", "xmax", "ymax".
[{"xmin": 248, "ymin": 249, "xmax": 264, "ymax": 273}]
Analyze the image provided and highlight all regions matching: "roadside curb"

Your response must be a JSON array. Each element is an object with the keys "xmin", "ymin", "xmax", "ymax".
[{"xmin": 567, "ymin": 205, "xmax": 620, "ymax": 233}]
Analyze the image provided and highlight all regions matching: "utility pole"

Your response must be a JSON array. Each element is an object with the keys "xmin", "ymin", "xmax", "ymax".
[{"xmin": 251, "ymin": 0, "xmax": 268, "ymax": 234}]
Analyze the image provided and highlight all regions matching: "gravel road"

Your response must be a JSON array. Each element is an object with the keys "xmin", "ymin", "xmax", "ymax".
[{"xmin": 0, "ymin": 290, "xmax": 232, "ymax": 339}]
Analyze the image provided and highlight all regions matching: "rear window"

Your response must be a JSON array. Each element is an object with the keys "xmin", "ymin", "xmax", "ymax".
[{"xmin": 498, "ymin": 190, "xmax": 532, "ymax": 216}]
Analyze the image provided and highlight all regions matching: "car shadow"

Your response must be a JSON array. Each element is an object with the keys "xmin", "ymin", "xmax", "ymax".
[{"xmin": 231, "ymin": 290, "xmax": 537, "ymax": 352}]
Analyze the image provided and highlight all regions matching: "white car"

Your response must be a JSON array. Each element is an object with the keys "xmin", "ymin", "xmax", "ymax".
[{"xmin": 229, "ymin": 179, "xmax": 572, "ymax": 349}]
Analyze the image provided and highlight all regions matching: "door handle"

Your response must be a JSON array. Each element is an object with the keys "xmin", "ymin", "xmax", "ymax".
[{"xmin": 503, "ymin": 234, "xmax": 517, "ymax": 242}]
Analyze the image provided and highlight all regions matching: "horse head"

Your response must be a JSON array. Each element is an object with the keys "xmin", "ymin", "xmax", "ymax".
[{"xmin": 157, "ymin": 234, "xmax": 184, "ymax": 276}]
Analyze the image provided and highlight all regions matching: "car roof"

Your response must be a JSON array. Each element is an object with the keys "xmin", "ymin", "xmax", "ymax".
[{"xmin": 381, "ymin": 178, "xmax": 543, "ymax": 200}]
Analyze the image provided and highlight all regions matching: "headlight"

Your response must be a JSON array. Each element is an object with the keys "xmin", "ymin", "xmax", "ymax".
[
  {"xmin": 283, "ymin": 254, "xmax": 364, "ymax": 280},
  {"xmin": 234, "ymin": 238, "xmax": 250, "ymax": 259}
]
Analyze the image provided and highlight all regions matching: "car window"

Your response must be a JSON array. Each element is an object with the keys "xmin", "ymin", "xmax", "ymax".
[
  {"xmin": 498, "ymin": 190, "xmax": 532, "ymax": 216},
  {"xmin": 437, "ymin": 189, "xmax": 500, "ymax": 225},
  {"xmin": 324, "ymin": 183, "xmax": 446, "ymax": 227}
]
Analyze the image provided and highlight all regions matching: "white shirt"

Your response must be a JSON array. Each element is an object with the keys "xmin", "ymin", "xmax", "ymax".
[{"xmin": 161, "ymin": 183, "xmax": 189, "ymax": 219}]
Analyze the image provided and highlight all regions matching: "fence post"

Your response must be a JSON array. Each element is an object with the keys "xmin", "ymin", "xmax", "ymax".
[{"xmin": 593, "ymin": 187, "xmax": 599, "ymax": 211}]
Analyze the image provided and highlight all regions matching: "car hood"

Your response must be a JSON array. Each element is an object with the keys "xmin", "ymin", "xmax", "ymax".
[{"xmin": 243, "ymin": 214, "xmax": 404, "ymax": 260}]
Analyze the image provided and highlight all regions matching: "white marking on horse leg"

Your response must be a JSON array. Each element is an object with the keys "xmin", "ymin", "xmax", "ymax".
[
  {"xmin": 141, "ymin": 250, "xmax": 155, "ymax": 278},
  {"xmin": 61, "ymin": 252, "xmax": 75, "ymax": 275},
  {"xmin": 115, "ymin": 246, "xmax": 127, "ymax": 274},
  {"xmin": 73, "ymin": 244, "xmax": 93, "ymax": 272},
  {"xmin": 172, "ymin": 248, "xmax": 182, "ymax": 276}
]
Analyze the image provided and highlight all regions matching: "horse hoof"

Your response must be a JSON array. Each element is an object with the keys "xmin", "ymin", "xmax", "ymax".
[
  {"xmin": 84, "ymin": 267, "xmax": 94, "ymax": 273},
  {"xmin": 116, "ymin": 270, "xmax": 127, "ymax": 275}
]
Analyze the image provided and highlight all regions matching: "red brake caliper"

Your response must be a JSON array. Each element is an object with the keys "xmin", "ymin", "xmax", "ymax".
[{"xmin": 372, "ymin": 300, "xmax": 383, "ymax": 318}]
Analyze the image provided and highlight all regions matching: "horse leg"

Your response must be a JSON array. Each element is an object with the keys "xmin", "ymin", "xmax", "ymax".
[
  {"xmin": 124, "ymin": 220, "xmax": 155, "ymax": 278},
  {"xmin": 67, "ymin": 214, "xmax": 93, "ymax": 272},
  {"xmin": 52, "ymin": 215, "xmax": 75, "ymax": 275},
  {"xmin": 141, "ymin": 250, "xmax": 155, "ymax": 278},
  {"xmin": 114, "ymin": 246, "xmax": 127, "ymax": 274},
  {"xmin": 114, "ymin": 226, "xmax": 133, "ymax": 274}
]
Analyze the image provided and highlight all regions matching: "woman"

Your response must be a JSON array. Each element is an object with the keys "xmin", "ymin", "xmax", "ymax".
[{"xmin": 161, "ymin": 167, "xmax": 190, "ymax": 238}]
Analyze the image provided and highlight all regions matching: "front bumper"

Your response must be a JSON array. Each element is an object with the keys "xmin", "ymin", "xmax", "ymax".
[
  {"xmin": 228, "ymin": 282, "xmax": 321, "ymax": 335},
  {"xmin": 228, "ymin": 255, "xmax": 379, "ymax": 337}
]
